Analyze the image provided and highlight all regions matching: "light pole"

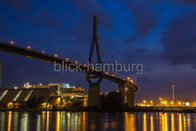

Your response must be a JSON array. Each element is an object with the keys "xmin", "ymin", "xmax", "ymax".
[{"xmin": 172, "ymin": 84, "xmax": 175, "ymax": 104}]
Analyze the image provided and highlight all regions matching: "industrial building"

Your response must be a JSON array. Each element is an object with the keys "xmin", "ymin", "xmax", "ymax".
[
  {"xmin": 0, "ymin": 88, "xmax": 56, "ymax": 108},
  {"xmin": 0, "ymin": 82, "xmax": 88, "ymax": 109}
]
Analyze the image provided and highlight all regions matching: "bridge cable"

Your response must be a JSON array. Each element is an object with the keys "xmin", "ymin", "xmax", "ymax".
[{"xmin": 99, "ymin": 30, "xmax": 128, "ymax": 79}]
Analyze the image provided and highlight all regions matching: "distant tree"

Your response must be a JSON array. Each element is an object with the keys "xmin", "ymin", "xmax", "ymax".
[
  {"xmin": 52, "ymin": 105, "xmax": 57, "ymax": 110},
  {"xmin": 104, "ymin": 91, "xmax": 123, "ymax": 111}
]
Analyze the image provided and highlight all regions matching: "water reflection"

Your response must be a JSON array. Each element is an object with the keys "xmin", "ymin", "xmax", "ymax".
[
  {"xmin": 125, "ymin": 112, "xmax": 136, "ymax": 131},
  {"xmin": 20, "ymin": 113, "xmax": 28, "ymax": 131},
  {"xmin": 150, "ymin": 114, "xmax": 154, "ymax": 131},
  {"xmin": 0, "ymin": 111, "xmax": 195, "ymax": 131},
  {"xmin": 171, "ymin": 113, "xmax": 175, "ymax": 131},
  {"xmin": 143, "ymin": 113, "xmax": 147, "ymax": 131},
  {"xmin": 7, "ymin": 111, "xmax": 12, "ymax": 131},
  {"xmin": 36, "ymin": 114, "xmax": 41, "ymax": 131}
]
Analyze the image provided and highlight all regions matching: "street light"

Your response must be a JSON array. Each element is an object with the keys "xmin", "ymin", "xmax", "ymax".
[
  {"xmin": 171, "ymin": 101, "xmax": 174, "ymax": 106},
  {"xmin": 172, "ymin": 84, "xmax": 175, "ymax": 104},
  {"xmin": 159, "ymin": 98, "xmax": 162, "ymax": 106},
  {"xmin": 10, "ymin": 41, "xmax": 14, "ymax": 45}
]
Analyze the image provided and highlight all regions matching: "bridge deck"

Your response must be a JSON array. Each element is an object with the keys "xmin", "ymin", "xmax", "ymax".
[{"xmin": 0, "ymin": 42, "xmax": 137, "ymax": 90}]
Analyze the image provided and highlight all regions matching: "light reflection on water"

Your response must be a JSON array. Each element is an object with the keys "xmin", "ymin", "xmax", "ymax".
[{"xmin": 0, "ymin": 111, "xmax": 195, "ymax": 131}]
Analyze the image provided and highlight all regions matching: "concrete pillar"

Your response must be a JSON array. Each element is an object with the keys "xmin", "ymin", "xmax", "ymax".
[
  {"xmin": 118, "ymin": 83, "xmax": 125, "ymax": 103},
  {"xmin": 126, "ymin": 87, "xmax": 135, "ymax": 107},
  {"xmin": 88, "ymin": 84, "xmax": 100, "ymax": 108},
  {"xmin": 0, "ymin": 61, "xmax": 1, "ymax": 88}
]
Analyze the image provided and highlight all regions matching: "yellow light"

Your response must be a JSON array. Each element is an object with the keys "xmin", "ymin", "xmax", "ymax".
[
  {"xmin": 7, "ymin": 111, "xmax": 12, "ymax": 131},
  {"xmin": 7, "ymin": 102, "xmax": 13, "ymax": 108},
  {"xmin": 106, "ymin": 92, "xmax": 108, "ymax": 95},
  {"xmin": 42, "ymin": 51, "xmax": 45, "ymax": 54},
  {"xmin": 185, "ymin": 102, "xmax": 190, "ymax": 106},
  {"xmin": 116, "ymin": 90, "xmax": 119, "ymax": 93},
  {"xmin": 171, "ymin": 101, "xmax": 174, "ymax": 104},
  {"xmin": 8, "ymin": 102, "xmax": 13, "ymax": 105},
  {"xmin": 54, "ymin": 54, "xmax": 58, "ymax": 57},
  {"xmin": 84, "ymin": 64, "xmax": 86, "ymax": 67},
  {"xmin": 178, "ymin": 102, "xmax": 181, "ymax": 105},
  {"xmin": 27, "ymin": 46, "xmax": 31, "ymax": 49},
  {"xmin": 75, "ymin": 61, "xmax": 78, "ymax": 64},
  {"xmin": 57, "ymin": 97, "xmax": 60, "ymax": 105},
  {"xmin": 112, "ymin": 74, "xmax": 115, "ymax": 76},
  {"xmin": 143, "ymin": 100, "xmax": 146, "ymax": 103},
  {"xmin": 150, "ymin": 100, "xmax": 153, "ymax": 104},
  {"xmin": 127, "ymin": 77, "xmax": 130, "ymax": 80},
  {"xmin": 66, "ymin": 58, "xmax": 69, "ymax": 61},
  {"xmin": 10, "ymin": 41, "xmax": 14, "ymax": 45},
  {"xmin": 130, "ymin": 79, "xmax": 134, "ymax": 83}
]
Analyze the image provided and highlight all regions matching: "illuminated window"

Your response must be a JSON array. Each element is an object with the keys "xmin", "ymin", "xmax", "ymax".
[
  {"xmin": 23, "ymin": 90, "xmax": 33, "ymax": 101},
  {"xmin": 13, "ymin": 90, "xmax": 23, "ymax": 101},
  {"xmin": 0, "ymin": 90, "xmax": 8, "ymax": 101}
]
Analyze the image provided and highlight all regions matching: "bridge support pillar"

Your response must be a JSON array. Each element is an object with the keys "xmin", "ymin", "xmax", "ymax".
[
  {"xmin": 126, "ymin": 87, "xmax": 135, "ymax": 107},
  {"xmin": 88, "ymin": 84, "xmax": 100, "ymax": 108},
  {"xmin": 118, "ymin": 83, "xmax": 125, "ymax": 103}
]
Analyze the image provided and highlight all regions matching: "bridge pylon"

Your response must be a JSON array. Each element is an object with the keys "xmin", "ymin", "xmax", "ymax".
[
  {"xmin": 86, "ymin": 16, "xmax": 103, "ymax": 109},
  {"xmin": 126, "ymin": 86, "xmax": 135, "ymax": 107},
  {"xmin": 119, "ymin": 83, "xmax": 135, "ymax": 107}
]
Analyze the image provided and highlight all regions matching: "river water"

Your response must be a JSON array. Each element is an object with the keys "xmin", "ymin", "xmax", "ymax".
[{"xmin": 0, "ymin": 111, "xmax": 195, "ymax": 131}]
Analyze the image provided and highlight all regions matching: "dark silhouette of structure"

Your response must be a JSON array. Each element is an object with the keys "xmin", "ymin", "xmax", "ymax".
[{"xmin": 86, "ymin": 16, "xmax": 103, "ymax": 108}]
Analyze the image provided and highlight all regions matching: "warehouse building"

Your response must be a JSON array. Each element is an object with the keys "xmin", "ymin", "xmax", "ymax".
[
  {"xmin": 0, "ymin": 88, "xmax": 57, "ymax": 108},
  {"xmin": 0, "ymin": 82, "xmax": 88, "ymax": 109}
]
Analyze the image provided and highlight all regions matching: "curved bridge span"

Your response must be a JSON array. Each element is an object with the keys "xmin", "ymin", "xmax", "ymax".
[
  {"xmin": 0, "ymin": 16, "xmax": 138, "ymax": 108},
  {"xmin": 0, "ymin": 41, "xmax": 137, "ymax": 107}
]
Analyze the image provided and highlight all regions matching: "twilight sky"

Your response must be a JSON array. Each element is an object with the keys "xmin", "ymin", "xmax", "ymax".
[{"xmin": 0, "ymin": 0, "xmax": 196, "ymax": 101}]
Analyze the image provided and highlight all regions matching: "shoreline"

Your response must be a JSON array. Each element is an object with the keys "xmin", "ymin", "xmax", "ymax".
[{"xmin": 0, "ymin": 107, "xmax": 195, "ymax": 113}]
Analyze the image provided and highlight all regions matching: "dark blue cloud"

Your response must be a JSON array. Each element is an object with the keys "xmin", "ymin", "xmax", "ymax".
[
  {"xmin": 21, "ymin": 8, "xmax": 61, "ymax": 29},
  {"xmin": 149, "ymin": 0, "xmax": 196, "ymax": 6},
  {"xmin": 0, "ymin": 0, "xmax": 31, "ymax": 12},
  {"xmin": 69, "ymin": 0, "xmax": 113, "ymax": 30},
  {"xmin": 161, "ymin": 13, "xmax": 196, "ymax": 67},
  {"xmin": 174, "ymin": 0, "xmax": 196, "ymax": 5},
  {"xmin": 123, "ymin": 0, "xmax": 159, "ymax": 43},
  {"xmin": 66, "ymin": 0, "xmax": 113, "ymax": 43}
]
